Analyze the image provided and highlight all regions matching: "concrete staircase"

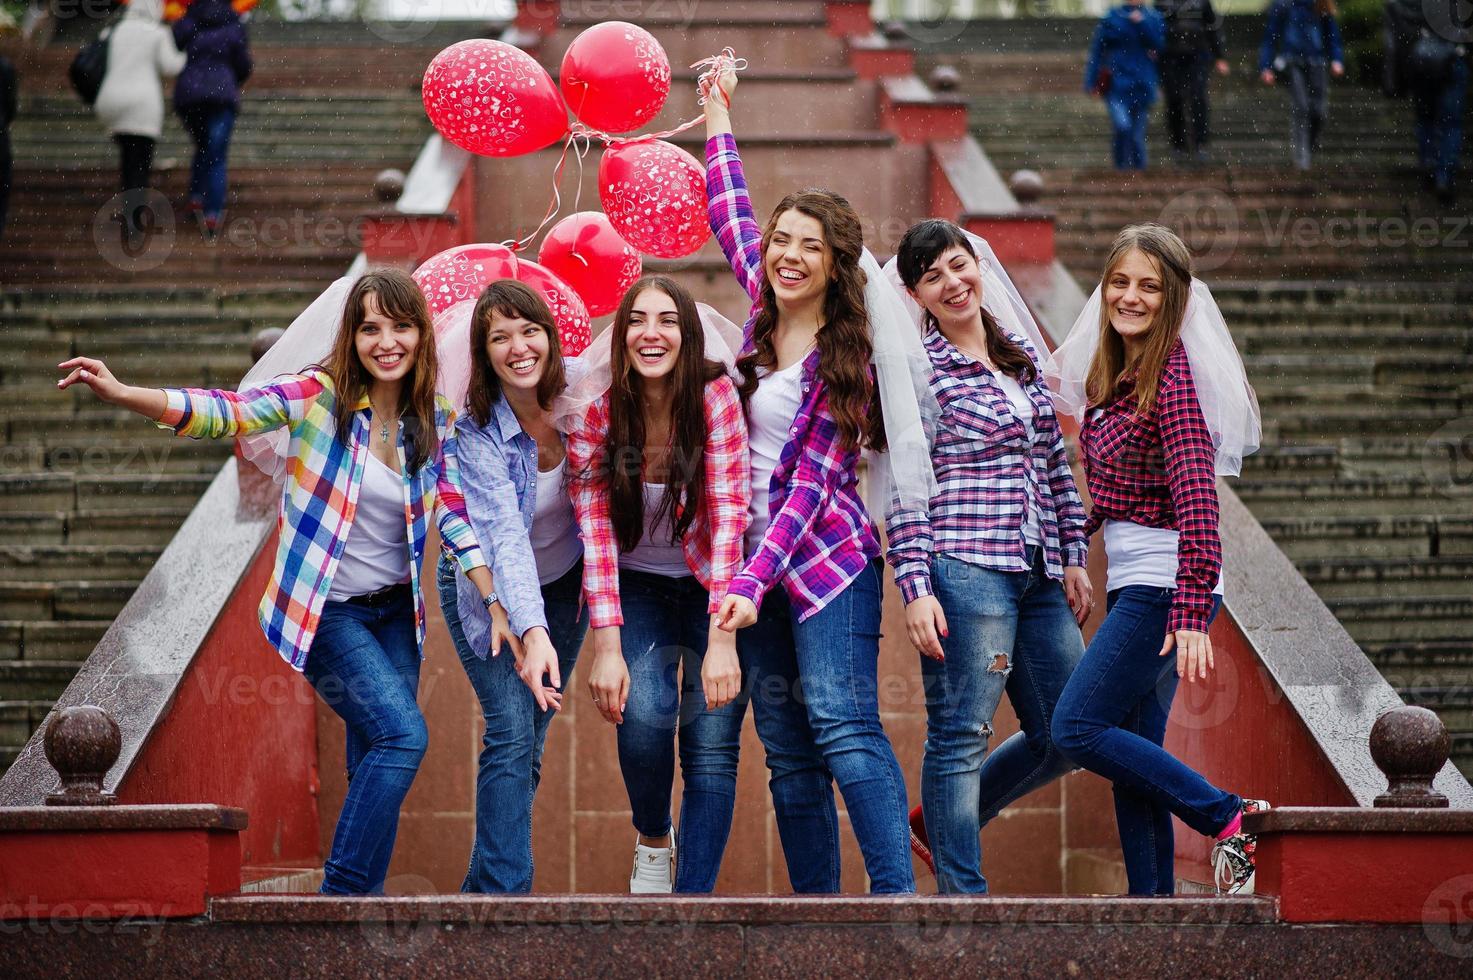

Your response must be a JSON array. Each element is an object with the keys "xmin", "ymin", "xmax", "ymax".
[
  {"xmin": 0, "ymin": 24, "xmax": 486, "ymax": 776},
  {"xmin": 918, "ymin": 24, "xmax": 1473, "ymax": 776}
]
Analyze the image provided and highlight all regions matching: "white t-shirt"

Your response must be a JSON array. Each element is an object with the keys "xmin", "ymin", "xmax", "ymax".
[
  {"xmin": 1103, "ymin": 519, "xmax": 1225, "ymax": 596},
  {"xmin": 746, "ymin": 359, "xmax": 806, "ymax": 555},
  {"xmin": 529, "ymin": 458, "xmax": 581, "ymax": 586},
  {"xmin": 992, "ymin": 369, "xmax": 1044, "ymax": 548},
  {"xmin": 328, "ymin": 451, "xmax": 410, "ymax": 601},
  {"xmin": 618, "ymin": 482, "xmax": 691, "ymax": 578}
]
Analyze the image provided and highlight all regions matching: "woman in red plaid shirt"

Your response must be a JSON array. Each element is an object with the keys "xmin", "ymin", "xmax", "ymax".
[
  {"xmin": 564, "ymin": 275, "xmax": 752, "ymax": 894},
  {"xmin": 1047, "ymin": 224, "xmax": 1267, "ymax": 896}
]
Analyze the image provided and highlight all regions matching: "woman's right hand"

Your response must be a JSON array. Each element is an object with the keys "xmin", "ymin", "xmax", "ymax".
[
  {"xmin": 57, "ymin": 357, "xmax": 127, "ymax": 404},
  {"xmin": 586, "ymin": 626, "xmax": 629, "ymax": 725},
  {"xmin": 904, "ymin": 595, "xmax": 948, "ymax": 661}
]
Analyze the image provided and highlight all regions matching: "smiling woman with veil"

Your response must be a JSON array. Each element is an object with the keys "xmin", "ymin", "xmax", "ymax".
[{"xmin": 1044, "ymin": 223, "xmax": 1265, "ymax": 898}]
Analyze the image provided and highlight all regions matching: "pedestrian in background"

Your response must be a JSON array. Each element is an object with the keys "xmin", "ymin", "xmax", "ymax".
[
  {"xmin": 1383, "ymin": 0, "xmax": 1467, "ymax": 205},
  {"xmin": 0, "ymin": 53, "xmax": 15, "ymax": 239},
  {"xmin": 172, "ymin": 0, "xmax": 251, "ymax": 238},
  {"xmin": 1258, "ymin": 0, "xmax": 1345, "ymax": 172},
  {"xmin": 1155, "ymin": 0, "xmax": 1230, "ymax": 165},
  {"xmin": 93, "ymin": 0, "xmax": 185, "ymax": 244},
  {"xmin": 1086, "ymin": 0, "xmax": 1168, "ymax": 172}
]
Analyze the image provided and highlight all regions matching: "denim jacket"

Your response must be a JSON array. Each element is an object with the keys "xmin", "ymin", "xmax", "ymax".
[{"xmin": 450, "ymin": 388, "xmax": 579, "ymax": 658}]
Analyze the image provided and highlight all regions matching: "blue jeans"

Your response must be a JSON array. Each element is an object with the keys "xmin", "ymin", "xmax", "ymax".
[
  {"xmin": 921, "ymin": 549, "xmax": 1084, "ymax": 894},
  {"xmin": 1051, "ymin": 586, "xmax": 1239, "ymax": 895},
  {"xmin": 302, "ymin": 588, "xmax": 426, "ymax": 895},
  {"xmin": 741, "ymin": 559, "xmax": 915, "ymax": 894},
  {"xmin": 1106, "ymin": 94, "xmax": 1150, "ymax": 170},
  {"xmin": 1283, "ymin": 58, "xmax": 1328, "ymax": 171},
  {"xmin": 437, "ymin": 554, "xmax": 588, "ymax": 893},
  {"xmin": 1414, "ymin": 60, "xmax": 1467, "ymax": 189},
  {"xmin": 615, "ymin": 568, "xmax": 748, "ymax": 893},
  {"xmin": 180, "ymin": 104, "xmax": 235, "ymax": 221}
]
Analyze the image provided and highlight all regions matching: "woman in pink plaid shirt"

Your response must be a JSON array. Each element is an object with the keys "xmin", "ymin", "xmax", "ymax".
[
  {"xmin": 565, "ymin": 275, "xmax": 752, "ymax": 894},
  {"xmin": 1048, "ymin": 224, "xmax": 1268, "ymax": 897}
]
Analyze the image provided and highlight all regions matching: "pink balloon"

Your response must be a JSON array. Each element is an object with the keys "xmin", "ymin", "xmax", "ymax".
[
  {"xmin": 422, "ymin": 39, "xmax": 569, "ymax": 158},
  {"xmin": 598, "ymin": 140, "xmax": 711, "ymax": 259},
  {"xmin": 516, "ymin": 260, "xmax": 593, "ymax": 356},
  {"xmin": 412, "ymin": 243, "xmax": 519, "ymax": 321},
  {"xmin": 560, "ymin": 21, "xmax": 671, "ymax": 134},
  {"xmin": 538, "ymin": 212, "xmax": 642, "ymax": 318}
]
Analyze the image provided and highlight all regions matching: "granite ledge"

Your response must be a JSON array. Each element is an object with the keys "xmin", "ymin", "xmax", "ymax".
[
  {"xmin": 209, "ymin": 895, "xmax": 1276, "ymax": 926},
  {"xmin": 1247, "ymin": 806, "xmax": 1473, "ymax": 835},
  {"xmin": 0, "ymin": 804, "xmax": 249, "ymax": 833}
]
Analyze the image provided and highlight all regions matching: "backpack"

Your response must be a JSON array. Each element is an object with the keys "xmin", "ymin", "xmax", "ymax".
[{"xmin": 68, "ymin": 14, "xmax": 120, "ymax": 107}]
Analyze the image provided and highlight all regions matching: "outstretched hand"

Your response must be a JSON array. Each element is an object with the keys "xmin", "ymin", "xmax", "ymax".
[{"xmin": 57, "ymin": 356, "xmax": 127, "ymax": 404}]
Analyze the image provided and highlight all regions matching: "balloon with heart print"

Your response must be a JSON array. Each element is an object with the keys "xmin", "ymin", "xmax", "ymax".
[
  {"xmin": 516, "ymin": 259, "xmax": 594, "ymax": 356},
  {"xmin": 421, "ymin": 39, "xmax": 569, "ymax": 158},
  {"xmin": 559, "ymin": 21, "xmax": 672, "ymax": 135},
  {"xmin": 412, "ymin": 243, "xmax": 520, "ymax": 322},
  {"xmin": 537, "ymin": 212, "xmax": 642, "ymax": 318},
  {"xmin": 598, "ymin": 140, "xmax": 710, "ymax": 259}
]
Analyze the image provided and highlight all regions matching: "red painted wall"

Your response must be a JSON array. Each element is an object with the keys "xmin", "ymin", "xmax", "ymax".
[{"xmin": 116, "ymin": 528, "xmax": 322, "ymax": 870}]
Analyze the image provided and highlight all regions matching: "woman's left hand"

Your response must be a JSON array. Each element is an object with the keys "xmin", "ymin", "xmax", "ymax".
[
  {"xmin": 1330, "ymin": 61, "xmax": 1345, "ymax": 78},
  {"xmin": 1160, "ymin": 628, "xmax": 1214, "ymax": 682},
  {"xmin": 702, "ymin": 627, "xmax": 743, "ymax": 711},
  {"xmin": 1064, "ymin": 566, "xmax": 1094, "ymax": 626}
]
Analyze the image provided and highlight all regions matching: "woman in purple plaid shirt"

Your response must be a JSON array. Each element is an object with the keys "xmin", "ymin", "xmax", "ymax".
[
  {"xmin": 702, "ymin": 67, "xmax": 914, "ymax": 893},
  {"xmin": 1047, "ymin": 225, "xmax": 1268, "ymax": 897},
  {"xmin": 886, "ymin": 219, "xmax": 1094, "ymax": 894}
]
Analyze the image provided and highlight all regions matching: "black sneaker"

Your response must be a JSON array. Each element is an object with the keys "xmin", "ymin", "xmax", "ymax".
[{"xmin": 1211, "ymin": 799, "xmax": 1270, "ymax": 895}]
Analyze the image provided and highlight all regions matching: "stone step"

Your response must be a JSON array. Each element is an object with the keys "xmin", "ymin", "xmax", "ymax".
[
  {"xmin": 1360, "ymin": 640, "xmax": 1473, "ymax": 691},
  {"xmin": 0, "ymin": 661, "xmax": 76, "ymax": 703},
  {"xmin": 1294, "ymin": 557, "xmax": 1473, "ymax": 599},
  {"xmin": 1235, "ymin": 476, "xmax": 1454, "ymax": 517},
  {"xmin": 0, "ymin": 440, "xmax": 231, "ymax": 477},
  {"xmin": 0, "ymin": 546, "xmax": 165, "ymax": 583},
  {"xmin": 0, "ymin": 581, "xmax": 138, "ymax": 622},
  {"xmin": 1329, "ymin": 595, "xmax": 1473, "ymax": 643},
  {"xmin": 0, "ymin": 621, "xmax": 111, "ymax": 661},
  {"xmin": 1254, "ymin": 515, "xmax": 1443, "ymax": 560}
]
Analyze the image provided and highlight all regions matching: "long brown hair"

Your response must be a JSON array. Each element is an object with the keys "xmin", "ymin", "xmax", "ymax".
[
  {"xmin": 1314, "ymin": 0, "xmax": 1337, "ymax": 18},
  {"xmin": 602, "ymin": 275, "xmax": 724, "ymax": 552},
  {"xmin": 466, "ymin": 279, "xmax": 567, "ymax": 427},
  {"xmin": 1085, "ymin": 224, "xmax": 1194, "ymax": 418},
  {"xmin": 321, "ymin": 269, "xmax": 440, "ymax": 472},
  {"xmin": 736, "ymin": 189, "xmax": 885, "ymax": 453},
  {"xmin": 895, "ymin": 218, "xmax": 1037, "ymax": 384}
]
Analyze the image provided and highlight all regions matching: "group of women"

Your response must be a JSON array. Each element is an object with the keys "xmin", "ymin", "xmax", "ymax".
[{"xmin": 56, "ymin": 68, "xmax": 1264, "ymax": 899}]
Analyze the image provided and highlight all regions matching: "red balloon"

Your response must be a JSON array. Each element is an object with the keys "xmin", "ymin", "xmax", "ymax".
[
  {"xmin": 598, "ymin": 140, "xmax": 710, "ymax": 259},
  {"xmin": 422, "ymin": 39, "xmax": 569, "ymax": 158},
  {"xmin": 412, "ymin": 243, "xmax": 519, "ymax": 321},
  {"xmin": 516, "ymin": 260, "xmax": 593, "ymax": 356},
  {"xmin": 537, "ymin": 212, "xmax": 642, "ymax": 318},
  {"xmin": 560, "ymin": 22, "xmax": 671, "ymax": 134}
]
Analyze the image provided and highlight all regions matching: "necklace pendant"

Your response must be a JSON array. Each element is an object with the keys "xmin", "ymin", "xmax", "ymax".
[{"xmin": 381, "ymin": 421, "xmax": 389, "ymax": 443}]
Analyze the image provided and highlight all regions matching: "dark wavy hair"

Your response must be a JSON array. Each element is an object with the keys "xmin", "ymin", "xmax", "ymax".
[
  {"xmin": 466, "ymin": 279, "xmax": 567, "ymax": 428},
  {"xmin": 320, "ymin": 269, "xmax": 439, "ymax": 472},
  {"xmin": 603, "ymin": 275, "xmax": 724, "ymax": 553},
  {"xmin": 736, "ymin": 189, "xmax": 885, "ymax": 453},
  {"xmin": 895, "ymin": 219, "xmax": 1037, "ymax": 384}
]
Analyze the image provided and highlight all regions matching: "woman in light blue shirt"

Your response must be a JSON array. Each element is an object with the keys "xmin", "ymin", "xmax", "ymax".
[{"xmin": 436, "ymin": 279, "xmax": 588, "ymax": 893}]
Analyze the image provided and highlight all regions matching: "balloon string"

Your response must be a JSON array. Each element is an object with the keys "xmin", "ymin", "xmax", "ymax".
[{"xmin": 500, "ymin": 48, "xmax": 746, "ymax": 251}]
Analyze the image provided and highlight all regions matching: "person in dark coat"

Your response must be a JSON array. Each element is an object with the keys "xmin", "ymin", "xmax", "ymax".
[
  {"xmin": 1086, "ymin": 0, "xmax": 1168, "ymax": 171},
  {"xmin": 172, "ymin": 0, "xmax": 251, "ymax": 235},
  {"xmin": 1258, "ymin": 0, "xmax": 1345, "ymax": 171},
  {"xmin": 1384, "ymin": 0, "xmax": 1468, "ymax": 204},
  {"xmin": 0, "ymin": 54, "xmax": 15, "ymax": 239},
  {"xmin": 1155, "ymin": 0, "xmax": 1229, "ymax": 164}
]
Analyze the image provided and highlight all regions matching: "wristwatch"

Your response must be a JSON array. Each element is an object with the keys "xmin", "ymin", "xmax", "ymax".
[{"xmin": 481, "ymin": 592, "xmax": 498, "ymax": 610}]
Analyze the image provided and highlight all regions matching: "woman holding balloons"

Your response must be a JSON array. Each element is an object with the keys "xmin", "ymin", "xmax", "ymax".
[{"xmin": 702, "ymin": 68, "xmax": 917, "ymax": 894}]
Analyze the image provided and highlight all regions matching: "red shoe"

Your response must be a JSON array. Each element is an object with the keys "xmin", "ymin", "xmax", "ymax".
[{"xmin": 908, "ymin": 804, "xmax": 935, "ymax": 876}]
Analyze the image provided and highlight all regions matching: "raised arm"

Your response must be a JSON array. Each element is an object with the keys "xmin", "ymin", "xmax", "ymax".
[{"xmin": 702, "ymin": 67, "xmax": 765, "ymax": 313}]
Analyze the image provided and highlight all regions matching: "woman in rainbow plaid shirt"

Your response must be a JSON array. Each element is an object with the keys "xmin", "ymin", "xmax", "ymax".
[{"xmin": 57, "ymin": 269, "xmax": 502, "ymax": 896}]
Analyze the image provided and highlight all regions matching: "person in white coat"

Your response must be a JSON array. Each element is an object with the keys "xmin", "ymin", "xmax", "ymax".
[{"xmin": 93, "ymin": 0, "xmax": 185, "ymax": 240}]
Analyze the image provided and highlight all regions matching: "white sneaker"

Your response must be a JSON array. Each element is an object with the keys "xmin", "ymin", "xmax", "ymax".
[{"xmin": 629, "ymin": 836, "xmax": 675, "ymax": 894}]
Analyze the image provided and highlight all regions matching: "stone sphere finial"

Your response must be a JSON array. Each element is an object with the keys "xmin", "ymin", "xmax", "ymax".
[
  {"xmin": 43, "ymin": 706, "xmax": 121, "ymax": 806},
  {"xmin": 929, "ymin": 64, "xmax": 960, "ymax": 92},
  {"xmin": 250, "ymin": 327, "xmax": 285, "ymax": 364},
  {"xmin": 1010, "ymin": 169, "xmax": 1045, "ymax": 206},
  {"xmin": 373, "ymin": 168, "xmax": 407, "ymax": 204},
  {"xmin": 1371, "ymin": 705, "xmax": 1450, "ymax": 808}
]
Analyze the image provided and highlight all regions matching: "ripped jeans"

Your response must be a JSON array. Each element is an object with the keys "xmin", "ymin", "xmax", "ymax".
[{"xmin": 919, "ymin": 549, "xmax": 1084, "ymax": 893}]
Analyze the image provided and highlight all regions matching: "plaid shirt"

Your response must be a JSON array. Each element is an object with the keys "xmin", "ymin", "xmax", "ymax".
[
  {"xmin": 1080, "ymin": 341, "xmax": 1221, "ymax": 633},
  {"xmin": 886, "ymin": 330, "xmax": 1089, "ymax": 605},
  {"xmin": 707, "ymin": 133, "xmax": 882, "ymax": 619},
  {"xmin": 564, "ymin": 376, "xmax": 751, "ymax": 630},
  {"xmin": 158, "ymin": 371, "xmax": 486, "ymax": 670}
]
